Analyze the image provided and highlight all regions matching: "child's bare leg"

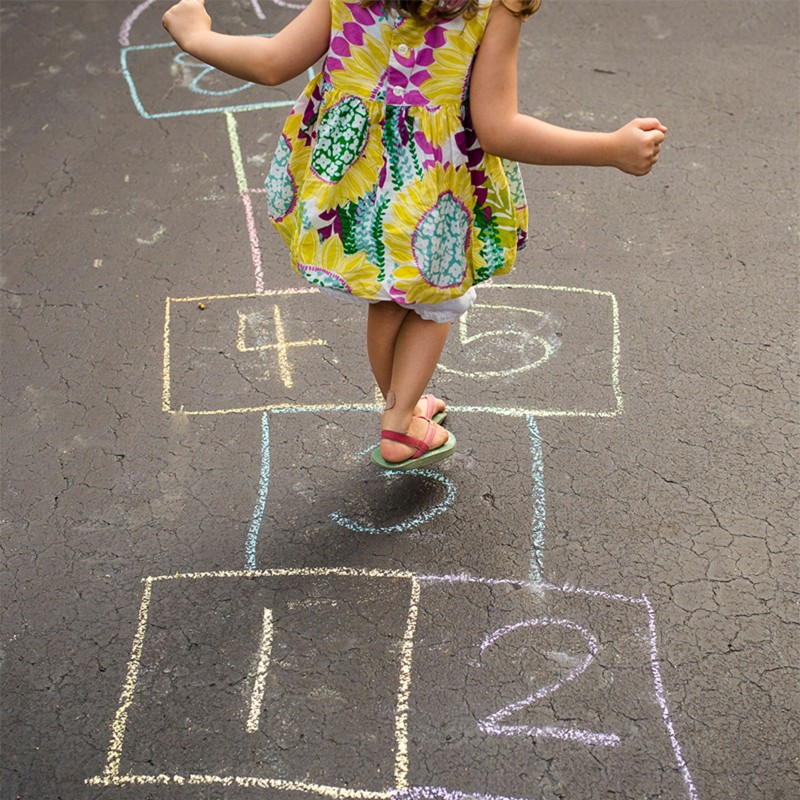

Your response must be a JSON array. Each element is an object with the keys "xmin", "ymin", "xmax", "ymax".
[
  {"xmin": 367, "ymin": 302, "xmax": 409, "ymax": 398},
  {"xmin": 367, "ymin": 302, "xmax": 447, "ymax": 420},
  {"xmin": 379, "ymin": 312, "xmax": 451, "ymax": 463}
]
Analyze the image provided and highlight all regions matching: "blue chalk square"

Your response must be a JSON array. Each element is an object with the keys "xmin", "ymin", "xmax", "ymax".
[{"xmin": 248, "ymin": 410, "xmax": 541, "ymax": 580}]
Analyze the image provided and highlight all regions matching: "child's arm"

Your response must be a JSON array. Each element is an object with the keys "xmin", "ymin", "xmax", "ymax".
[
  {"xmin": 470, "ymin": 1, "xmax": 666, "ymax": 175},
  {"xmin": 162, "ymin": 0, "xmax": 331, "ymax": 86}
]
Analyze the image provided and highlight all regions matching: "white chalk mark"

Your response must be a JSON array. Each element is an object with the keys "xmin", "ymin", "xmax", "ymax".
[
  {"xmin": 88, "ymin": 771, "xmax": 389, "ymax": 798},
  {"xmin": 136, "ymin": 224, "xmax": 166, "ymax": 245},
  {"xmin": 437, "ymin": 304, "xmax": 556, "ymax": 379},
  {"xmin": 246, "ymin": 608, "xmax": 274, "ymax": 733},
  {"xmin": 643, "ymin": 595, "xmax": 700, "ymax": 799},
  {"xmin": 394, "ymin": 577, "xmax": 421, "ymax": 789},
  {"xmin": 330, "ymin": 470, "xmax": 456, "ymax": 535}
]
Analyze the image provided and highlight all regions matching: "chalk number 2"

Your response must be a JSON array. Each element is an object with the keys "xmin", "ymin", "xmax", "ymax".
[{"xmin": 478, "ymin": 618, "xmax": 620, "ymax": 747}]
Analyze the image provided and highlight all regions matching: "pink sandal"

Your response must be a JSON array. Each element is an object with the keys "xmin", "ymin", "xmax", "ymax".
[
  {"xmin": 371, "ymin": 416, "xmax": 456, "ymax": 471},
  {"xmin": 419, "ymin": 393, "xmax": 447, "ymax": 425}
]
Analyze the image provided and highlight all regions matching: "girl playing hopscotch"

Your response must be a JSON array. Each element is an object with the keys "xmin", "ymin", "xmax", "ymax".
[{"xmin": 162, "ymin": 0, "xmax": 666, "ymax": 470}]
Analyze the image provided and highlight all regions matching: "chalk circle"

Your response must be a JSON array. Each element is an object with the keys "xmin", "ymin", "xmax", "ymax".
[
  {"xmin": 330, "ymin": 468, "xmax": 456, "ymax": 535},
  {"xmin": 437, "ymin": 304, "xmax": 558, "ymax": 379}
]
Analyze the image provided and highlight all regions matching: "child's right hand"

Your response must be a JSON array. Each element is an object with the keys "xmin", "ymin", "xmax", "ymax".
[
  {"xmin": 162, "ymin": 0, "xmax": 212, "ymax": 51},
  {"xmin": 610, "ymin": 118, "xmax": 668, "ymax": 176}
]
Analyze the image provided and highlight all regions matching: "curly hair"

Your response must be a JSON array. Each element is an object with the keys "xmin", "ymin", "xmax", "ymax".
[{"xmin": 359, "ymin": 0, "xmax": 541, "ymax": 25}]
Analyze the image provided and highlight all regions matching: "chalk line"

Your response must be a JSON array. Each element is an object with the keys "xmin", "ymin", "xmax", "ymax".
[
  {"xmin": 240, "ymin": 189, "xmax": 265, "ymax": 291},
  {"xmin": 121, "ymin": 44, "xmax": 298, "ymax": 119},
  {"xmin": 394, "ymin": 577, "xmax": 421, "ymax": 788},
  {"xmin": 119, "ymin": 0, "xmax": 157, "ymax": 46},
  {"xmin": 642, "ymin": 594, "xmax": 700, "ymax": 800},
  {"xmin": 226, "ymin": 112, "xmax": 249, "ymax": 193},
  {"xmin": 97, "ymin": 577, "xmax": 153, "ymax": 781},
  {"xmin": 245, "ymin": 412, "xmax": 271, "ymax": 570},
  {"xmin": 246, "ymin": 607, "xmax": 274, "ymax": 733},
  {"xmin": 162, "ymin": 298, "xmax": 172, "ymax": 413},
  {"xmin": 527, "ymin": 416, "xmax": 545, "ymax": 583}
]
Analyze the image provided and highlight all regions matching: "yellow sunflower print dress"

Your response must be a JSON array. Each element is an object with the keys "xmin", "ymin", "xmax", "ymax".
[{"xmin": 265, "ymin": 0, "xmax": 528, "ymax": 313}]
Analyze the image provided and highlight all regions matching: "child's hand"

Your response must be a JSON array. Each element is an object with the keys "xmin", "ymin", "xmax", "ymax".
[
  {"xmin": 162, "ymin": 0, "xmax": 212, "ymax": 51},
  {"xmin": 610, "ymin": 118, "xmax": 667, "ymax": 176}
]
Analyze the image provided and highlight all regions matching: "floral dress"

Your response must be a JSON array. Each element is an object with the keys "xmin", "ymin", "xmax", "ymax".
[{"xmin": 265, "ymin": 0, "xmax": 527, "ymax": 311}]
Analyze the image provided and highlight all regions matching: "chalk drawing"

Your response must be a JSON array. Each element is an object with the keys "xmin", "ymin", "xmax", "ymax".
[
  {"xmin": 87, "ymin": 571, "xmax": 697, "ymax": 799},
  {"xmin": 527, "ymin": 416, "xmax": 546, "ymax": 583},
  {"xmin": 390, "ymin": 789, "xmax": 530, "ymax": 800},
  {"xmin": 224, "ymin": 113, "xmax": 270, "ymax": 288},
  {"xmin": 172, "ymin": 51, "xmax": 253, "ymax": 96},
  {"xmin": 236, "ymin": 305, "xmax": 327, "ymax": 388},
  {"xmin": 88, "ymin": 568, "xmax": 421, "ymax": 797},
  {"xmin": 643, "ymin": 593, "xmax": 700, "ymax": 800},
  {"xmin": 118, "ymin": 0, "xmax": 158, "ymax": 46},
  {"xmin": 120, "ymin": 43, "xmax": 314, "ymax": 119},
  {"xmin": 437, "ymin": 304, "xmax": 557, "ymax": 379},
  {"xmin": 135, "ymin": 223, "xmax": 166, "ymax": 245},
  {"xmin": 94, "ymin": 577, "xmax": 153, "ymax": 783},
  {"xmin": 395, "ymin": 576, "xmax": 422, "ymax": 789},
  {"xmin": 243, "ymin": 415, "xmax": 543, "ymax": 576},
  {"xmin": 330, "ymin": 469, "xmax": 457, "ymax": 535},
  {"xmin": 246, "ymin": 607, "xmax": 274, "ymax": 733},
  {"xmin": 161, "ymin": 289, "xmax": 320, "ymax": 415},
  {"xmin": 162, "ymin": 286, "xmax": 622, "ymax": 418},
  {"xmin": 103, "ymin": 6, "xmax": 700, "ymax": 798},
  {"xmin": 245, "ymin": 412, "xmax": 270, "ymax": 570},
  {"xmin": 478, "ymin": 617, "xmax": 621, "ymax": 747}
]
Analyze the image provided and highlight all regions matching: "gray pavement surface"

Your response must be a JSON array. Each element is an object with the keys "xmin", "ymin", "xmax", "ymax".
[{"xmin": 1, "ymin": 0, "xmax": 798, "ymax": 798}]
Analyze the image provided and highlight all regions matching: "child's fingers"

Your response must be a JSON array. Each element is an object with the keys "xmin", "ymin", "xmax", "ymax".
[{"xmin": 634, "ymin": 117, "xmax": 668, "ymax": 134}]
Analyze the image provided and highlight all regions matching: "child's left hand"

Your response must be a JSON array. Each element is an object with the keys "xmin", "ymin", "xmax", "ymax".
[{"xmin": 162, "ymin": 0, "xmax": 212, "ymax": 51}]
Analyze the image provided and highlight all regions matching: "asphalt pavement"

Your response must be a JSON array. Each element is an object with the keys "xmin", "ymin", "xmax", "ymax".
[{"xmin": 1, "ymin": 1, "xmax": 798, "ymax": 798}]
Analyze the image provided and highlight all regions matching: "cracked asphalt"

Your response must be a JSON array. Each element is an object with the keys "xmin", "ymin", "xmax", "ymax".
[{"xmin": 1, "ymin": 1, "xmax": 798, "ymax": 799}]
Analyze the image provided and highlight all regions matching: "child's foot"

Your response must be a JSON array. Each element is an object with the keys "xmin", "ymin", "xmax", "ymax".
[
  {"xmin": 377, "ymin": 415, "xmax": 452, "ymax": 467},
  {"xmin": 415, "ymin": 394, "xmax": 446, "ymax": 423}
]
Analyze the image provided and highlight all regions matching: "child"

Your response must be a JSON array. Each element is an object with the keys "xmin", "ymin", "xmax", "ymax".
[{"xmin": 162, "ymin": 0, "xmax": 666, "ymax": 470}]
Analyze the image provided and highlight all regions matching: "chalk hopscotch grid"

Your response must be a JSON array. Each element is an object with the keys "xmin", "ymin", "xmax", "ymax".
[
  {"xmin": 86, "ymin": 571, "xmax": 697, "ymax": 800},
  {"xmin": 162, "ymin": 285, "xmax": 622, "ymax": 418},
  {"xmin": 115, "ymin": 10, "xmax": 695, "ymax": 800}
]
